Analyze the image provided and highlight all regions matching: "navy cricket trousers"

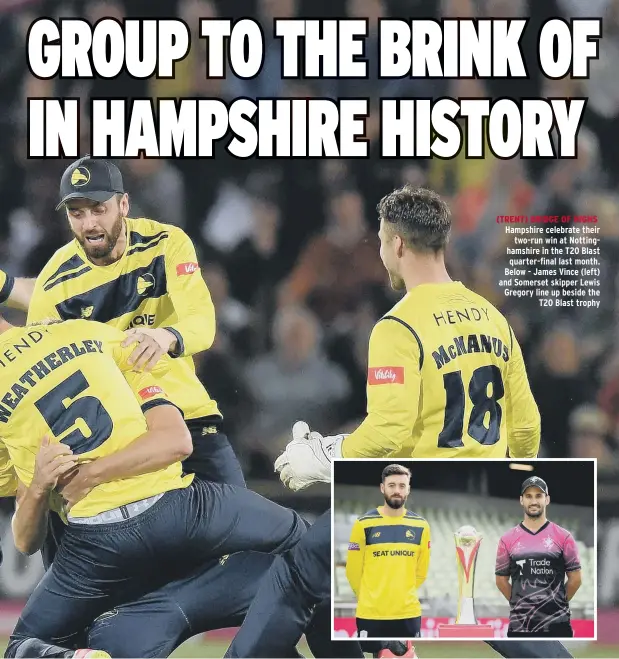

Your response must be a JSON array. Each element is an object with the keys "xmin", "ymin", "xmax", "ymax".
[
  {"xmin": 6, "ymin": 480, "xmax": 305, "ymax": 657},
  {"xmin": 39, "ymin": 421, "xmax": 246, "ymax": 572},
  {"xmin": 224, "ymin": 509, "xmax": 362, "ymax": 658}
]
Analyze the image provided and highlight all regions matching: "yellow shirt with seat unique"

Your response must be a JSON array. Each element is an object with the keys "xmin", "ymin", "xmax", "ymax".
[
  {"xmin": 346, "ymin": 507, "xmax": 431, "ymax": 620},
  {"xmin": 26, "ymin": 217, "xmax": 220, "ymax": 422},
  {"xmin": 0, "ymin": 319, "xmax": 192, "ymax": 518},
  {"xmin": 342, "ymin": 282, "xmax": 541, "ymax": 459}
]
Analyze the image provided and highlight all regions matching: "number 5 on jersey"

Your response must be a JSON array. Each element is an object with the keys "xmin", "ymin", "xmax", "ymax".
[{"xmin": 35, "ymin": 370, "xmax": 114, "ymax": 454}]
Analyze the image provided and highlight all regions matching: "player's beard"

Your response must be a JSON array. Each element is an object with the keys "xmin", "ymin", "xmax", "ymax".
[
  {"xmin": 384, "ymin": 494, "xmax": 406, "ymax": 509},
  {"xmin": 387, "ymin": 269, "xmax": 406, "ymax": 291},
  {"xmin": 525, "ymin": 503, "xmax": 544, "ymax": 519},
  {"xmin": 75, "ymin": 214, "xmax": 124, "ymax": 262}
]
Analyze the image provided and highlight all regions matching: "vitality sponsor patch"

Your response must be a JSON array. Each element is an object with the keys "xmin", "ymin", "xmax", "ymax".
[
  {"xmin": 176, "ymin": 262, "xmax": 199, "ymax": 276},
  {"xmin": 368, "ymin": 366, "xmax": 405, "ymax": 385},
  {"xmin": 348, "ymin": 542, "xmax": 360, "ymax": 551},
  {"xmin": 139, "ymin": 385, "xmax": 164, "ymax": 399}
]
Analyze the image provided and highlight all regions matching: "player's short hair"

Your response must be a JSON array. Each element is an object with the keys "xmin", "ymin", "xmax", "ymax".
[
  {"xmin": 381, "ymin": 464, "xmax": 411, "ymax": 483},
  {"xmin": 377, "ymin": 185, "xmax": 451, "ymax": 253}
]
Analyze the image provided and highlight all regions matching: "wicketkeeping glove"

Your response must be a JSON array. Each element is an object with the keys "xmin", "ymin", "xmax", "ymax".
[{"xmin": 274, "ymin": 421, "xmax": 346, "ymax": 491}]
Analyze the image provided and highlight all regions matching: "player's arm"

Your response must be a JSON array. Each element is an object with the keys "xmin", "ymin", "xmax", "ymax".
[
  {"xmin": 78, "ymin": 403, "xmax": 191, "ymax": 484},
  {"xmin": 563, "ymin": 532, "xmax": 583, "ymax": 601},
  {"xmin": 345, "ymin": 520, "xmax": 366, "ymax": 597},
  {"xmin": 162, "ymin": 228, "xmax": 216, "ymax": 357},
  {"xmin": 416, "ymin": 524, "xmax": 431, "ymax": 588},
  {"xmin": 25, "ymin": 273, "xmax": 63, "ymax": 324},
  {"xmin": 122, "ymin": 228, "xmax": 216, "ymax": 370},
  {"xmin": 504, "ymin": 328, "xmax": 541, "ymax": 458},
  {"xmin": 12, "ymin": 438, "xmax": 77, "ymax": 555},
  {"xmin": 341, "ymin": 318, "xmax": 421, "ymax": 458},
  {"xmin": 0, "ymin": 270, "xmax": 35, "ymax": 312},
  {"xmin": 13, "ymin": 481, "xmax": 49, "ymax": 555},
  {"xmin": 566, "ymin": 569, "xmax": 582, "ymax": 601},
  {"xmin": 61, "ymin": 400, "xmax": 191, "ymax": 511},
  {"xmin": 495, "ymin": 537, "xmax": 512, "ymax": 601}
]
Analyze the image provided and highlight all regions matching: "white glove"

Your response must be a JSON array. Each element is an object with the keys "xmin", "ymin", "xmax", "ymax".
[{"xmin": 274, "ymin": 421, "xmax": 346, "ymax": 491}]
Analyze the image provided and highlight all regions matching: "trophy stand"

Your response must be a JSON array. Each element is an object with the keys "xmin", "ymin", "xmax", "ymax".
[{"xmin": 438, "ymin": 525, "xmax": 494, "ymax": 639}]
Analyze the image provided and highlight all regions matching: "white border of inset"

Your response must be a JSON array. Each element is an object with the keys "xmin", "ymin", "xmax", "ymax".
[{"xmin": 330, "ymin": 457, "xmax": 597, "ymax": 643}]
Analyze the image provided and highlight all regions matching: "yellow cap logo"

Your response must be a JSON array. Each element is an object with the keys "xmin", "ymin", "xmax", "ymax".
[{"xmin": 71, "ymin": 167, "xmax": 90, "ymax": 187}]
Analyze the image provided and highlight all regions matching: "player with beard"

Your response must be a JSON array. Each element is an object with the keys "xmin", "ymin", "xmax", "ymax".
[
  {"xmin": 346, "ymin": 464, "xmax": 430, "ymax": 644},
  {"xmin": 0, "ymin": 156, "xmax": 246, "ymax": 565},
  {"xmin": 495, "ymin": 477, "xmax": 582, "ymax": 638}
]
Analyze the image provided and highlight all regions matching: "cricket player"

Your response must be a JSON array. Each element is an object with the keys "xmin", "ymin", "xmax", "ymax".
[
  {"xmin": 347, "ymin": 464, "xmax": 430, "ymax": 641},
  {"xmin": 0, "ymin": 155, "xmax": 246, "ymax": 567},
  {"xmin": 0, "ymin": 155, "xmax": 245, "ymax": 489},
  {"xmin": 0, "ymin": 317, "xmax": 305, "ymax": 658},
  {"xmin": 495, "ymin": 477, "xmax": 582, "ymax": 638},
  {"xmin": 274, "ymin": 187, "xmax": 571, "ymax": 659},
  {"xmin": 274, "ymin": 431, "xmax": 574, "ymax": 659},
  {"xmin": 276, "ymin": 185, "xmax": 540, "ymax": 486}
]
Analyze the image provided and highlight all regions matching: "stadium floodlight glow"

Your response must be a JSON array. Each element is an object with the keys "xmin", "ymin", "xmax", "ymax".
[{"xmin": 509, "ymin": 463, "xmax": 534, "ymax": 472}]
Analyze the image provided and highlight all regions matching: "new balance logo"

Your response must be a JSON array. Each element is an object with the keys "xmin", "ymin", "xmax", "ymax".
[{"xmin": 372, "ymin": 532, "xmax": 381, "ymax": 538}]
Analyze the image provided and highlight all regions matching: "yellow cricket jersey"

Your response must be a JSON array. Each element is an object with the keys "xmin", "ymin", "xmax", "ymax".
[
  {"xmin": 0, "ymin": 443, "xmax": 17, "ymax": 498},
  {"xmin": 342, "ymin": 282, "xmax": 540, "ymax": 459},
  {"xmin": 26, "ymin": 217, "xmax": 220, "ymax": 422},
  {"xmin": 346, "ymin": 507, "xmax": 431, "ymax": 620},
  {"xmin": 0, "ymin": 319, "xmax": 192, "ymax": 518}
]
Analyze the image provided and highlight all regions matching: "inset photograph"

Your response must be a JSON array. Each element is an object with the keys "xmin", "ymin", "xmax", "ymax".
[{"xmin": 332, "ymin": 459, "xmax": 595, "ymax": 642}]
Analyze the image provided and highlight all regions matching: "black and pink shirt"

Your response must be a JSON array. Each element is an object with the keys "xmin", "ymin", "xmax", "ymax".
[{"xmin": 495, "ymin": 521, "xmax": 581, "ymax": 633}]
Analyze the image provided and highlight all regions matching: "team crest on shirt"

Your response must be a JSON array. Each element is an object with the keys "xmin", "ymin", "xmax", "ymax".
[
  {"xmin": 543, "ymin": 536, "xmax": 555, "ymax": 550},
  {"xmin": 406, "ymin": 530, "xmax": 415, "ymax": 540},
  {"xmin": 80, "ymin": 305, "xmax": 94, "ymax": 318},
  {"xmin": 137, "ymin": 273, "xmax": 155, "ymax": 296}
]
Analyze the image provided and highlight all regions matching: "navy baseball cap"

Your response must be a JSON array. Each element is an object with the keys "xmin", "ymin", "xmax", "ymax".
[
  {"xmin": 56, "ymin": 156, "xmax": 124, "ymax": 210},
  {"xmin": 521, "ymin": 476, "xmax": 549, "ymax": 495}
]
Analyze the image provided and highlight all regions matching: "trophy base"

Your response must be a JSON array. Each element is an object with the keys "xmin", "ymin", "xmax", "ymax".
[{"xmin": 438, "ymin": 624, "xmax": 495, "ymax": 638}]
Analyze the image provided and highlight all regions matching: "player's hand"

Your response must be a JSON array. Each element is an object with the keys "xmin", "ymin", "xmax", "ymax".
[
  {"xmin": 57, "ymin": 462, "xmax": 99, "ymax": 511},
  {"xmin": 122, "ymin": 328, "xmax": 177, "ymax": 371},
  {"xmin": 274, "ymin": 421, "xmax": 346, "ymax": 491},
  {"xmin": 31, "ymin": 436, "xmax": 78, "ymax": 496}
]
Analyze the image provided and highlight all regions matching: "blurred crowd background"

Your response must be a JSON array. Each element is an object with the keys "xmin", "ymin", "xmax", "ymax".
[{"xmin": 1, "ymin": 0, "xmax": 619, "ymax": 478}]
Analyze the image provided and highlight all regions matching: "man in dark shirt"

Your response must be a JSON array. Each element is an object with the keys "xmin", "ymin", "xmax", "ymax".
[{"xmin": 495, "ymin": 477, "xmax": 583, "ymax": 637}]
